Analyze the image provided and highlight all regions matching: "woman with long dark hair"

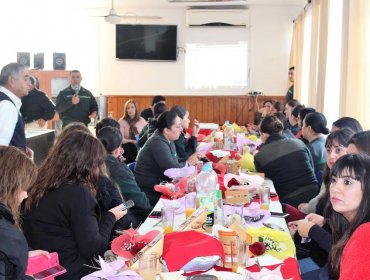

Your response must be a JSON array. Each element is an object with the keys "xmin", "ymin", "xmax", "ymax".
[
  {"xmin": 254, "ymin": 115, "xmax": 318, "ymax": 207},
  {"xmin": 23, "ymin": 131, "xmax": 127, "ymax": 280},
  {"xmin": 118, "ymin": 99, "xmax": 147, "ymax": 163},
  {"xmin": 134, "ymin": 111, "xmax": 186, "ymax": 206},
  {"xmin": 347, "ymin": 130, "xmax": 370, "ymax": 155}
]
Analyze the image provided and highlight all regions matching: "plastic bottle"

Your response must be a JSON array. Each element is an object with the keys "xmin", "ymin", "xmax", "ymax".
[
  {"xmin": 196, "ymin": 162, "xmax": 219, "ymax": 232},
  {"xmin": 214, "ymin": 190, "xmax": 224, "ymax": 226},
  {"xmin": 223, "ymin": 121, "xmax": 234, "ymax": 150}
]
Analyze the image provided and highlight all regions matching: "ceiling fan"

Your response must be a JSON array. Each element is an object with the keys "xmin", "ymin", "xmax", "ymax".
[{"xmin": 101, "ymin": 0, "xmax": 162, "ymax": 24}]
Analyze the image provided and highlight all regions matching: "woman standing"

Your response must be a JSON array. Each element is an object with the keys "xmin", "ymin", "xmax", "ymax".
[
  {"xmin": 254, "ymin": 116, "xmax": 318, "ymax": 207},
  {"xmin": 134, "ymin": 111, "xmax": 186, "ymax": 206},
  {"xmin": 118, "ymin": 99, "xmax": 147, "ymax": 163},
  {"xmin": 0, "ymin": 146, "xmax": 49, "ymax": 279},
  {"xmin": 23, "ymin": 131, "xmax": 127, "ymax": 280}
]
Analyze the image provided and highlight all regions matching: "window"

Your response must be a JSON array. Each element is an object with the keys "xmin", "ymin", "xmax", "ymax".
[{"xmin": 185, "ymin": 43, "xmax": 248, "ymax": 89}]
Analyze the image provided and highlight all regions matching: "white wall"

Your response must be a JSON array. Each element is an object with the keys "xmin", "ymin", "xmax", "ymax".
[
  {"xmin": 0, "ymin": 2, "xmax": 301, "ymax": 97},
  {"xmin": 99, "ymin": 5, "xmax": 301, "ymax": 96}
]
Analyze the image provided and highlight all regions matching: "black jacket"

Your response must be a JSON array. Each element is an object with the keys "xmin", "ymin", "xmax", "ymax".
[
  {"xmin": 22, "ymin": 183, "xmax": 116, "ymax": 280},
  {"xmin": 20, "ymin": 89, "xmax": 55, "ymax": 122},
  {"xmin": 55, "ymin": 86, "xmax": 98, "ymax": 126},
  {"xmin": 174, "ymin": 132, "xmax": 197, "ymax": 162},
  {"xmin": 0, "ymin": 203, "xmax": 29, "ymax": 280},
  {"xmin": 254, "ymin": 134, "xmax": 319, "ymax": 207},
  {"xmin": 105, "ymin": 155, "xmax": 151, "ymax": 222}
]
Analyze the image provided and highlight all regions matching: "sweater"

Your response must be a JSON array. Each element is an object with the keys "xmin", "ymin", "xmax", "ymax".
[
  {"xmin": 174, "ymin": 132, "xmax": 197, "ymax": 162},
  {"xmin": 22, "ymin": 183, "xmax": 116, "ymax": 280},
  {"xmin": 254, "ymin": 134, "xmax": 318, "ymax": 207},
  {"xmin": 339, "ymin": 222, "xmax": 370, "ymax": 279},
  {"xmin": 118, "ymin": 117, "xmax": 147, "ymax": 143},
  {"xmin": 307, "ymin": 136, "xmax": 326, "ymax": 174},
  {"xmin": 0, "ymin": 203, "xmax": 29, "ymax": 280},
  {"xmin": 134, "ymin": 130, "xmax": 184, "ymax": 206}
]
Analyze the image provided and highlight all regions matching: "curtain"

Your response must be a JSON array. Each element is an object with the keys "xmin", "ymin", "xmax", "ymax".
[
  {"xmin": 340, "ymin": 0, "xmax": 370, "ymax": 129},
  {"xmin": 289, "ymin": 13, "xmax": 305, "ymax": 101},
  {"xmin": 307, "ymin": 0, "xmax": 321, "ymax": 107}
]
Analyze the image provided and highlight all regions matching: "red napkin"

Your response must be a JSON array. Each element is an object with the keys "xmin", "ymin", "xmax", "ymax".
[
  {"xmin": 206, "ymin": 150, "xmax": 240, "ymax": 163},
  {"xmin": 162, "ymin": 230, "xmax": 225, "ymax": 272},
  {"xmin": 155, "ymin": 178, "xmax": 188, "ymax": 199},
  {"xmin": 212, "ymin": 162, "xmax": 226, "ymax": 175}
]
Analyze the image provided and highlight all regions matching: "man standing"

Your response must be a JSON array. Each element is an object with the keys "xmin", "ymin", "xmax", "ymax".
[
  {"xmin": 56, "ymin": 70, "xmax": 98, "ymax": 128},
  {"xmin": 140, "ymin": 95, "xmax": 166, "ymax": 121},
  {"xmin": 285, "ymin": 66, "xmax": 294, "ymax": 103},
  {"xmin": 0, "ymin": 63, "xmax": 30, "ymax": 151},
  {"xmin": 20, "ymin": 75, "xmax": 55, "ymax": 129}
]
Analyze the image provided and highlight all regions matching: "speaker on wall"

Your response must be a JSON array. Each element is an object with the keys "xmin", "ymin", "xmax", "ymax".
[
  {"xmin": 53, "ymin": 53, "xmax": 66, "ymax": 70},
  {"xmin": 17, "ymin": 52, "xmax": 30, "ymax": 67},
  {"xmin": 33, "ymin": 53, "xmax": 44, "ymax": 69}
]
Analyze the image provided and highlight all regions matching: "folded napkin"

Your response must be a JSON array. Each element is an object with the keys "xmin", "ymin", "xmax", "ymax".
[
  {"xmin": 155, "ymin": 178, "xmax": 188, "ymax": 199},
  {"xmin": 197, "ymin": 142, "xmax": 215, "ymax": 153},
  {"xmin": 81, "ymin": 256, "xmax": 141, "ymax": 280},
  {"xmin": 162, "ymin": 231, "xmax": 225, "ymax": 272},
  {"xmin": 164, "ymin": 165, "xmax": 197, "ymax": 180}
]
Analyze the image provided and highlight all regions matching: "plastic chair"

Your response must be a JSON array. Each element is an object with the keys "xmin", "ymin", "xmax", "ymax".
[{"xmin": 127, "ymin": 162, "xmax": 136, "ymax": 172}]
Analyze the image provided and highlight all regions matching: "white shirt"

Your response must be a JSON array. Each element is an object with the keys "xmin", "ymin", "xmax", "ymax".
[{"xmin": 0, "ymin": 86, "xmax": 22, "ymax": 146}]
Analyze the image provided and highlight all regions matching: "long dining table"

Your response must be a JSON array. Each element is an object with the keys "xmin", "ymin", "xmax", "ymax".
[{"xmin": 137, "ymin": 178, "xmax": 302, "ymax": 279}]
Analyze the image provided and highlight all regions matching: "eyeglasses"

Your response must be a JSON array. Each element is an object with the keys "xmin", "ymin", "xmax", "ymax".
[{"xmin": 326, "ymin": 145, "xmax": 346, "ymax": 154}]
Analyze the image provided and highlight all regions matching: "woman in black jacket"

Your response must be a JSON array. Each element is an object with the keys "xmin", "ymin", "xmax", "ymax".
[
  {"xmin": 170, "ymin": 105, "xmax": 200, "ymax": 163},
  {"xmin": 23, "ymin": 131, "xmax": 127, "ymax": 280},
  {"xmin": 254, "ymin": 115, "xmax": 319, "ymax": 207},
  {"xmin": 0, "ymin": 146, "xmax": 49, "ymax": 279},
  {"xmin": 97, "ymin": 126, "xmax": 152, "ymax": 224}
]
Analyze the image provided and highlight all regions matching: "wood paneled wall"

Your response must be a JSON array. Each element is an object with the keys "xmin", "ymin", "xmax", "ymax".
[{"xmin": 107, "ymin": 95, "xmax": 285, "ymax": 125}]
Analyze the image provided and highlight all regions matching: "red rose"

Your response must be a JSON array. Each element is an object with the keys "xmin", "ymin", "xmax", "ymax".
[
  {"xmin": 227, "ymin": 177, "xmax": 240, "ymax": 188},
  {"xmin": 249, "ymin": 241, "xmax": 266, "ymax": 256}
]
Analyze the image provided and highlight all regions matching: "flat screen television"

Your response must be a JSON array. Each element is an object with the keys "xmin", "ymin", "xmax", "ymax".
[{"xmin": 116, "ymin": 24, "xmax": 177, "ymax": 61}]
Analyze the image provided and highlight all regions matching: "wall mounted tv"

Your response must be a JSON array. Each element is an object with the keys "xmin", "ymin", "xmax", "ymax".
[{"xmin": 116, "ymin": 24, "xmax": 177, "ymax": 61}]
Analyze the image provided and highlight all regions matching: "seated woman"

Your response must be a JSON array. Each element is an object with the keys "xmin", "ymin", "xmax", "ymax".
[
  {"xmin": 302, "ymin": 112, "xmax": 330, "ymax": 182},
  {"xmin": 138, "ymin": 102, "xmax": 167, "ymax": 148},
  {"xmin": 331, "ymin": 116, "xmax": 363, "ymax": 133},
  {"xmin": 23, "ymin": 131, "xmax": 127, "ymax": 280},
  {"xmin": 254, "ymin": 115, "xmax": 318, "ymax": 207},
  {"xmin": 274, "ymin": 112, "xmax": 295, "ymax": 139},
  {"xmin": 0, "ymin": 147, "xmax": 49, "ymax": 279},
  {"xmin": 299, "ymin": 154, "xmax": 370, "ymax": 279},
  {"xmin": 289, "ymin": 105, "xmax": 305, "ymax": 136},
  {"xmin": 97, "ymin": 126, "xmax": 152, "ymax": 223},
  {"xmin": 297, "ymin": 107, "xmax": 316, "ymax": 142},
  {"xmin": 347, "ymin": 130, "xmax": 370, "ymax": 154},
  {"xmin": 170, "ymin": 105, "xmax": 200, "ymax": 163},
  {"xmin": 134, "ymin": 111, "xmax": 188, "ymax": 206},
  {"xmin": 118, "ymin": 99, "xmax": 147, "ymax": 163}
]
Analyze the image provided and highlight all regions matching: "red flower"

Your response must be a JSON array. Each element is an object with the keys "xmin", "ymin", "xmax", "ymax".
[{"xmin": 249, "ymin": 241, "xmax": 266, "ymax": 256}]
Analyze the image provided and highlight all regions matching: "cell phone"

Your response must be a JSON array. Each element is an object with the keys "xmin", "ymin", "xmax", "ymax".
[
  {"xmin": 120, "ymin": 200, "xmax": 134, "ymax": 211},
  {"xmin": 149, "ymin": 211, "xmax": 162, "ymax": 218},
  {"xmin": 32, "ymin": 265, "xmax": 66, "ymax": 279},
  {"xmin": 270, "ymin": 212, "xmax": 290, "ymax": 218},
  {"xmin": 263, "ymin": 222, "xmax": 286, "ymax": 231}
]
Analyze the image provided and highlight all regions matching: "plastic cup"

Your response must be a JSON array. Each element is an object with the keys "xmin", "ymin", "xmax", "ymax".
[
  {"xmin": 185, "ymin": 194, "xmax": 196, "ymax": 218},
  {"xmin": 230, "ymin": 239, "xmax": 248, "ymax": 273},
  {"xmin": 259, "ymin": 186, "xmax": 270, "ymax": 210},
  {"xmin": 138, "ymin": 253, "xmax": 158, "ymax": 280},
  {"xmin": 161, "ymin": 206, "xmax": 175, "ymax": 234}
]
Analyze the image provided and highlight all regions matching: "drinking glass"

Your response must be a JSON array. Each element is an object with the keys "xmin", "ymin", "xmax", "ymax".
[
  {"xmin": 138, "ymin": 253, "xmax": 158, "ymax": 280},
  {"xmin": 230, "ymin": 239, "xmax": 248, "ymax": 273},
  {"xmin": 161, "ymin": 206, "xmax": 175, "ymax": 234},
  {"xmin": 185, "ymin": 193, "xmax": 196, "ymax": 218},
  {"xmin": 259, "ymin": 186, "xmax": 270, "ymax": 210}
]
